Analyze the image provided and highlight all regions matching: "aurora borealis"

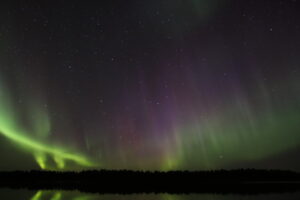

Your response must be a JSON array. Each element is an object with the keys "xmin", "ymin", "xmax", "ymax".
[
  {"xmin": 0, "ymin": 0, "xmax": 300, "ymax": 171},
  {"xmin": 0, "ymin": 78, "xmax": 96, "ymax": 169}
]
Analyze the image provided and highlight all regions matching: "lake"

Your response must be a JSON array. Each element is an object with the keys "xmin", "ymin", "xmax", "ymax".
[{"xmin": 1, "ymin": 189, "xmax": 300, "ymax": 200}]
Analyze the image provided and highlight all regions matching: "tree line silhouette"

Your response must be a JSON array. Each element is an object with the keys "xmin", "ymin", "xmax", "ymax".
[{"xmin": 0, "ymin": 169, "xmax": 300, "ymax": 194}]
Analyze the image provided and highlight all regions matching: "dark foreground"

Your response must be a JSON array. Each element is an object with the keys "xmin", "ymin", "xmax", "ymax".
[{"xmin": 1, "ymin": 169, "xmax": 300, "ymax": 194}]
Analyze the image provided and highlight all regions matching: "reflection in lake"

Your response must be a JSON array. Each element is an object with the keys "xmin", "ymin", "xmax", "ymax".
[{"xmin": 1, "ymin": 189, "xmax": 300, "ymax": 200}]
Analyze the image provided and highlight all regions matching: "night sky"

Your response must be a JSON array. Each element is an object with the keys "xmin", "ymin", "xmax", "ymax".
[{"xmin": 0, "ymin": 0, "xmax": 300, "ymax": 171}]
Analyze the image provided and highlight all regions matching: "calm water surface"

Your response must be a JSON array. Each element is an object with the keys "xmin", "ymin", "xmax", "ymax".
[{"xmin": 1, "ymin": 189, "xmax": 300, "ymax": 200}]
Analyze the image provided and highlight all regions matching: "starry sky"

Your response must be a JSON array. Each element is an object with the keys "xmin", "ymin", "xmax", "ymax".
[{"xmin": 0, "ymin": 0, "xmax": 300, "ymax": 171}]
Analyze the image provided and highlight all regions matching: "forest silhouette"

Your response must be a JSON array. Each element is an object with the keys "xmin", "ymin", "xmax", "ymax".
[{"xmin": 0, "ymin": 169, "xmax": 300, "ymax": 194}]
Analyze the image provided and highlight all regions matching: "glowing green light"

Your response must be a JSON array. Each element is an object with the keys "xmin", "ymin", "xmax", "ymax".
[
  {"xmin": 0, "ymin": 78, "xmax": 97, "ymax": 170},
  {"xmin": 53, "ymin": 155, "xmax": 65, "ymax": 169},
  {"xmin": 31, "ymin": 191, "xmax": 42, "ymax": 200},
  {"xmin": 73, "ymin": 196, "xmax": 93, "ymax": 200},
  {"xmin": 0, "ymin": 119, "xmax": 97, "ymax": 169},
  {"xmin": 161, "ymin": 108, "xmax": 300, "ymax": 170},
  {"xmin": 50, "ymin": 192, "xmax": 62, "ymax": 200},
  {"xmin": 35, "ymin": 153, "xmax": 47, "ymax": 170}
]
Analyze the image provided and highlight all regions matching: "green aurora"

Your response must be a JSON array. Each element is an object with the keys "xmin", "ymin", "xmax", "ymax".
[
  {"xmin": 0, "ymin": 0, "xmax": 299, "ymax": 171},
  {"xmin": 0, "ymin": 79, "xmax": 96, "ymax": 170}
]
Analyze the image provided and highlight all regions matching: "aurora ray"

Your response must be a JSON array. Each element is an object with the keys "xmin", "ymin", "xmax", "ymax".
[
  {"xmin": 0, "ymin": 0, "xmax": 299, "ymax": 171},
  {"xmin": 0, "ymin": 79, "xmax": 97, "ymax": 170}
]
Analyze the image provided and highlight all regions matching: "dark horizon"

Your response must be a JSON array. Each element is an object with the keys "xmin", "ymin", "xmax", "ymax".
[{"xmin": 1, "ymin": 169, "xmax": 300, "ymax": 194}]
